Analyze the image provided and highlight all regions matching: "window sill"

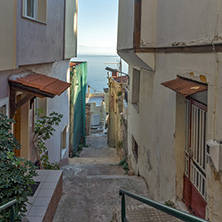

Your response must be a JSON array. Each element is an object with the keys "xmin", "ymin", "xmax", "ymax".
[
  {"xmin": 61, "ymin": 148, "xmax": 67, "ymax": 159},
  {"xmin": 22, "ymin": 15, "xmax": 47, "ymax": 25},
  {"xmin": 132, "ymin": 103, "xmax": 139, "ymax": 113}
]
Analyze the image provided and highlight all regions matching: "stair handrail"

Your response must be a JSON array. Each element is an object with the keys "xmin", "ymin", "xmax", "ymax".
[
  {"xmin": 0, "ymin": 199, "xmax": 17, "ymax": 222},
  {"xmin": 119, "ymin": 188, "xmax": 209, "ymax": 222}
]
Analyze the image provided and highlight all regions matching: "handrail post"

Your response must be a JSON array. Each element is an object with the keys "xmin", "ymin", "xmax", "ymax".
[
  {"xmin": 121, "ymin": 193, "xmax": 126, "ymax": 222},
  {"xmin": 10, "ymin": 205, "xmax": 15, "ymax": 222}
]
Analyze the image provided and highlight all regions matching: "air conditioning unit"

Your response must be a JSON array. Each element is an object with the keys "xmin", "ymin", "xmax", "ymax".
[{"xmin": 206, "ymin": 140, "xmax": 222, "ymax": 171}]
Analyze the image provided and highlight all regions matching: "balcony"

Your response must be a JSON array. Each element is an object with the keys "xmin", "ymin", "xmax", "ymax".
[{"xmin": 117, "ymin": 0, "xmax": 156, "ymax": 71}]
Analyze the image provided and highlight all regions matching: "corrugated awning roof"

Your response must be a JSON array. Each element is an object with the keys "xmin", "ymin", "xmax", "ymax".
[
  {"xmin": 9, "ymin": 71, "xmax": 71, "ymax": 98},
  {"xmin": 161, "ymin": 77, "xmax": 207, "ymax": 97}
]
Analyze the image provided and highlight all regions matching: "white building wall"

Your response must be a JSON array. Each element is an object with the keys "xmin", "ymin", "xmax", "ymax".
[{"xmin": 24, "ymin": 60, "xmax": 70, "ymax": 164}]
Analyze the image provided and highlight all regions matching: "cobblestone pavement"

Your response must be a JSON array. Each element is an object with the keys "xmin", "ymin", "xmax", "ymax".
[{"xmin": 113, "ymin": 205, "xmax": 182, "ymax": 222}]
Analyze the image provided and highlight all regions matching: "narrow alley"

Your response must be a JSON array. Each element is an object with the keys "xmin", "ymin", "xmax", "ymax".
[{"xmin": 53, "ymin": 133, "xmax": 182, "ymax": 222}]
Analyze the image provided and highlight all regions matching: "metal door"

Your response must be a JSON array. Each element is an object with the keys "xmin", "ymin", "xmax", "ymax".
[{"xmin": 183, "ymin": 99, "xmax": 207, "ymax": 219}]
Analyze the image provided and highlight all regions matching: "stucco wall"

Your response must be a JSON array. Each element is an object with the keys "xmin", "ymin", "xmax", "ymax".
[
  {"xmin": 127, "ymin": 52, "xmax": 218, "ymax": 204},
  {"xmin": 23, "ymin": 60, "xmax": 70, "ymax": 164},
  {"xmin": 117, "ymin": 0, "xmax": 134, "ymax": 50},
  {"xmin": 140, "ymin": 0, "xmax": 157, "ymax": 47},
  {"xmin": 156, "ymin": 0, "xmax": 219, "ymax": 47},
  {"xmin": 0, "ymin": 0, "xmax": 16, "ymax": 70},
  {"xmin": 118, "ymin": 0, "xmax": 222, "ymax": 50},
  {"xmin": 64, "ymin": 0, "xmax": 78, "ymax": 59},
  {"xmin": 17, "ymin": 0, "xmax": 65, "ymax": 66}
]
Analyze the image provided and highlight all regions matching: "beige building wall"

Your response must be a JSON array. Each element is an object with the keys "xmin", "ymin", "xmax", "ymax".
[
  {"xmin": 0, "ymin": 0, "xmax": 17, "ymax": 70},
  {"xmin": 64, "ymin": 0, "xmax": 78, "ymax": 59},
  {"xmin": 126, "ymin": 52, "xmax": 222, "ymax": 220},
  {"xmin": 118, "ymin": 0, "xmax": 222, "ymax": 220}
]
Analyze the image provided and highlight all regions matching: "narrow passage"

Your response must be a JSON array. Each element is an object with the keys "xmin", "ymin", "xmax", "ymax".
[{"xmin": 53, "ymin": 133, "xmax": 149, "ymax": 222}]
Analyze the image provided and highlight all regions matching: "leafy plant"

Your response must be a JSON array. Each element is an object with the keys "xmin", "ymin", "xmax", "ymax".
[
  {"xmin": 0, "ymin": 114, "xmax": 37, "ymax": 221},
  {"xmin": 117, "ymin": 91, "xmax": 122, "ymax": 97},
  {"xmin": 164, "ymin": 200, "xmax": 176, "ymax": 208},
  {"xmin": 118, "ymin": 158, "xmax": 129, "ymax": 174},
  {"xmin": 33, "ymin": 109, "xmax": 63, "ymax": 170}
]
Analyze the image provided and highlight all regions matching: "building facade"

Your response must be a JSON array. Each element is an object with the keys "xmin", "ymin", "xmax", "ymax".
[
  {"xmin": 0, "ymin": 0, "xmax": 78, "ymax": 166},
  {"xmin": 107, "ymin": 72, "xmax": 128, "ymax": 160},
  {"xmin": 118, "ymin": 0, "xmax": 222, "ymax": 220}
]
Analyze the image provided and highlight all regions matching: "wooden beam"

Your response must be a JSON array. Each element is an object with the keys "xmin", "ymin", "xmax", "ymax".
[
  {"xmin": 16, "ymin": 94, "xmax": 35, "ymax": 111},
  {"xmin": 134, "ymin": 0, "xmax": 142, "ymax": 48},
  {"xmin": 10, "ymin": 87, "xmax": 16, "ymax": 119},
  {"xmin": 10, "ymin": 88, "xmax": 35, "ymax": 118}
]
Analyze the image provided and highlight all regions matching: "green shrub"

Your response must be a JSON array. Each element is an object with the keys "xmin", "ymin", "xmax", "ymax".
[
  {"xmin": 118, "ymin": 158, "xmax": 129, "ymax": 174},
  {"xmin": 33, "ymin": 109, "xmax": 62, "ymax": 170},
  {"xmin": 0, "ymin": 114, "xmax": 37, "ymax": 221}
]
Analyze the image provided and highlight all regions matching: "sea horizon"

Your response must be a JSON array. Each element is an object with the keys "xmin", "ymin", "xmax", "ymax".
[{"xmin": 71, "ymin": 54, "xmax": 128, "ymax": 93}]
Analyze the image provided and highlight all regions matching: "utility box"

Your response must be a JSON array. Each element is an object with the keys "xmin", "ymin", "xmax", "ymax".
[{"xmin": 206, "ymin": 140, "xmax": 222, "ymax": 171}]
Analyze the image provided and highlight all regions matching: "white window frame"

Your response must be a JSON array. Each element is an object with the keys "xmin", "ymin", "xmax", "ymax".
[
  {"xmin": 23, "ymin": 0, "xmax": 38, "ymax": 20},
  {"xmin": 61, "ymin": 126, "xmax": 68, "ymax": 159},
  {"xmin": 22, "ymin": 0, "xmax": 47, "ymax": 24},
  {"xmin": 0, "ymin": 97, "xmax": 9, "ymax": 117}
]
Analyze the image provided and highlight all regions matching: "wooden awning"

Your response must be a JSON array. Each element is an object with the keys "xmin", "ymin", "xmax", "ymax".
[
  {"xmin": 161, "ymin": 77, "xmax": 207, "ymax": 97},
  {"xmin": 8, "ymin": 71, "xmax": 71, "ymax": 118}
]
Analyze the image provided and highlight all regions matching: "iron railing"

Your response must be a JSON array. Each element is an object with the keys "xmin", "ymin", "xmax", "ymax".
[
  {"xmin": 119, "ymin": 188, "xmax": 209, "ymax": 222},
  {"xmin": 0, "ymin": 199, "xmax": 17, "ymax": 222}
]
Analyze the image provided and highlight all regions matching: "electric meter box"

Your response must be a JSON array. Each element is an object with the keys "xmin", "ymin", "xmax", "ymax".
[{"xmin": 206, "ymin": 140, "xmax": 222, "ymax": 171}]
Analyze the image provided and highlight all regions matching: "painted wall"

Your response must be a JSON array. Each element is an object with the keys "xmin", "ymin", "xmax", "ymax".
[
  {"xmin": 118, "ymin": 0, "xmax": 222, "ymax": 49},
  {"xmin": 155, "ymin": 0, "xmax": 219, "ymax": 47},
  {"xmin": 17, "ymin": 0, "xmax": 65, "ymax": 66},
  {"xmin": 117, "ymin": 0, "xmax": 134, "ymax": 50},
  {"xmin": 140, "ymin": 0, "xmax": 157, "ymax": 47},
  {"xmin": 118, "ymin": 0, "xmax": 222, "ymax": 219},
  {"xmin": 0, "ymin": 0, "xmax": 16, "ymax": 70},
  {"xmin": 23, "ymin": 61, "xmax": 70, "ymax": 164},
  {"xmin": 126, "ymin": 52, "xmax": 222, "ymax": 220},
  {"xmin": 64, "ymin": 0, "xmax": 78, "ymax": 59}
]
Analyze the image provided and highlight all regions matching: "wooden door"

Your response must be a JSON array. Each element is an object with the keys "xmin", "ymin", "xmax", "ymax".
[{"xmin": 13, "ymin": 95, "xmax": 21, "ymax": 157}]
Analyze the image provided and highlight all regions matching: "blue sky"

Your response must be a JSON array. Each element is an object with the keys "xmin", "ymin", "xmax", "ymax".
[{"xmin": 77, "ymin": 0, "xmax": 118, "ymax": 54}]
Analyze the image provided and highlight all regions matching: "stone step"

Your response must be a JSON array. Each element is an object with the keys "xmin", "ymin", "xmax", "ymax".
[{"xmin": 113, "ymin": 204, "xmax": 183, "ymax": 222}]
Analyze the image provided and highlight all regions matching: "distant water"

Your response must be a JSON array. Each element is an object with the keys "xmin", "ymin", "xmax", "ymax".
[{"xmin": 71, "ymin": 54, "xmax": 128, "ymax": 93}]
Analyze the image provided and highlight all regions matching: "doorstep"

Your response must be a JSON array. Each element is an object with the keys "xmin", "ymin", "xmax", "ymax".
[{"xmin": 25, "ymin": 170, "xmax": 63, "ymax": 222}]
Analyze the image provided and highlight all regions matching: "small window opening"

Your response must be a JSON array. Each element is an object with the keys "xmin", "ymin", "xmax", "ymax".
[
  {"xmin": 132, "ymin": 136, "xmax": 138, "ymax": 162},
  {"xmin": 61, "ymin": 126, "xmax": 67, "ymax": 149}
]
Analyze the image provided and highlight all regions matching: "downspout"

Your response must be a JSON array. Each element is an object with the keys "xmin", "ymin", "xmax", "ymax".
[{"xmin": 212, "ymin": 0, "xmax": 220, "ymax": 139}]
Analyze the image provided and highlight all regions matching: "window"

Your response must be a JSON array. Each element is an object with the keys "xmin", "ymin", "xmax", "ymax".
[
  {"xmin": 61, "ymin": 126, "xmax": 67, "ymax": 150},
  {"xmin": 0, "ymin": 105, "xmax": 6, "ymax": 115},
  {"xmin": 132, "ymin": 136, "xmax": 138, "ymax": 163},
  {"xmin": 23, "ymin": 0, "xmax": 47, "ymax": 23},
  {"xmin": 131, "ymin": 68, "xmax": 140, "ymax": 111},
  {"xmin": 27, "ymin": 0, "xmax": 36, "ymax": 18},
  {"xmin": 0, "ymin": 98, "xmax": 9, "ymax": 116}
]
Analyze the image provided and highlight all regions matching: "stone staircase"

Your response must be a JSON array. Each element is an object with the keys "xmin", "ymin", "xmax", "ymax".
[{"xmin": 112, "ymin": 204, "xmax": 183, "ymax": 222}]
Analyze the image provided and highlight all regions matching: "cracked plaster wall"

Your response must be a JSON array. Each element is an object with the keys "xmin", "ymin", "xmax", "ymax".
[{"xmin": 127, "ymin": 52, "xmax": 222, "ymax": 221}]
